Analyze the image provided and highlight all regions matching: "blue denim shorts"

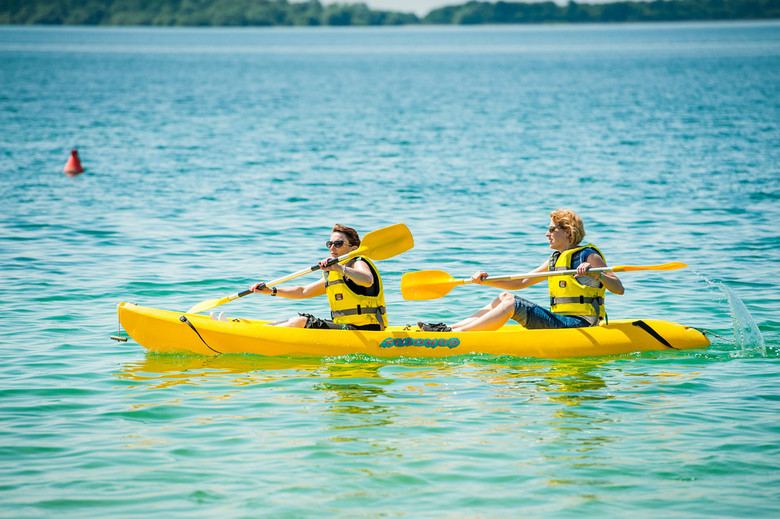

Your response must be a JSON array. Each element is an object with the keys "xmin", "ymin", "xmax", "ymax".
[{"xmin": 511, "ymin": 296, "xmax": 591, "ymax": 329}]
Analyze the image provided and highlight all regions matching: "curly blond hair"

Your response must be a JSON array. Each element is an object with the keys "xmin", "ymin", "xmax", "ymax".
[{"xmin": 550, "ymin": 209, "xmax": 585, "ymax": 245}]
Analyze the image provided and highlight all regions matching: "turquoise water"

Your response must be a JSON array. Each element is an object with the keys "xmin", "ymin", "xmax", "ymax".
[{"xmin": 2, "ymin": 21, "xmax": 779, "ymax": 517}]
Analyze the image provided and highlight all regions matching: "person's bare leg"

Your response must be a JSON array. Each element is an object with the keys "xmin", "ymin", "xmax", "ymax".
[
  {"xmin": 452, "ymin": 292, "xmax": 515, "ymax": 332},
  {"xmin": 266, "ymin": 315, "xmax": 308, "ymax": 328}
]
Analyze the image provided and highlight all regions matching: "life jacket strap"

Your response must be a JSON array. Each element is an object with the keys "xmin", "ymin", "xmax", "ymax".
[
  {"xmin": 331, "ymin": 305, "xmax": 386, "ymax": 331},
  {"xmin": 550, "ymin": 296, "xmax": 604, "ymax": 306},
  {"xmin": 331, "ymin": 305, "xmax": 386, "ymax": 318},
  {"xmin": 551, "ymin": 296, "xmax": 604, "ymax": 327}
]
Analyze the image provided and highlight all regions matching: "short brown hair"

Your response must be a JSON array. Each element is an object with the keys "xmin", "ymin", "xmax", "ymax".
[
  {"xmin": 550, "ymin": 209, "xmax": 585, "ymax": 245},
  {"xmin": 332, "ymin": 224, "xmax": 361, "ymax": 247}
]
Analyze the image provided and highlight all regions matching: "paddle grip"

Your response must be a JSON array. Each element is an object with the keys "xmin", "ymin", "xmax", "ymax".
[{"xmin": 321, "ymin": 257, "xmax": 340, "ymax": 268}]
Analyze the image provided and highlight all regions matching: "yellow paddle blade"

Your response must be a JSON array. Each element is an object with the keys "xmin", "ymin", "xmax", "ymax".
[
  {"xmin": 401, "ymin": 270, "xmax": 462, "ymax": 300},
  {"xmin": 187, "ymin": 296, "xmax": 229, "ymax": 315},
  {"xmin": 358, "ymin": 223, "xmax": 414, "ymax": 261},
  {"xmin": 612, "ymin": 262, "xmax": 688, "ymax": 272}
]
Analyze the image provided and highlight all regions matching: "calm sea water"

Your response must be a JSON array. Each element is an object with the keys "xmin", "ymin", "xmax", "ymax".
[{"xmin": 2, "ymin": 21, "xmax": 779, "ymax": 517}]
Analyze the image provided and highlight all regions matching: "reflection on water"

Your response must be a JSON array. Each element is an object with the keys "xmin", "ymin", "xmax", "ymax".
[
  {"xmin": 117, "ymin": 353, "xmax": 686, "ymax": 404},
  {"xmin": 313, "ymin": 364, "xmax": 393, "ymax": 423},
  {"xmin": 534, "ymin": 361, "xmax": 609, "ymax": 396},
  {"xmin": 112, "ymin": 353, "xmax": 708, "ymax": 495},
  {"xmin": 492, "ymin": 361, "xmax": 618, "ymax": 465},
  {"xmin": 310, "ymin": 364, "xmax": 399, "ymax": 458},
  {"xmin": 119, "ymin": 354, "xmax": 614, "ymax": 391},
  {"xmin": 116, "ymin": 353, "xmax": 323, "ymax": 388}
]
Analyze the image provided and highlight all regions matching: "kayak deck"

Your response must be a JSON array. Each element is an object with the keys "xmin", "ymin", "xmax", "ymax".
[{"xmin": 117, "ymin": 302, "xmax": 710, "ymax": 358}]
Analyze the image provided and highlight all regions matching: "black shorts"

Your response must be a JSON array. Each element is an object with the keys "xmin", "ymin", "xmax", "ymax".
[{"xmin": 299, "ymin": 313, "xmax": 382, "ymax": 331}]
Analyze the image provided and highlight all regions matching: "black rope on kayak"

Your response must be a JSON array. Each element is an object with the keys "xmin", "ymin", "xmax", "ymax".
[
  {"xmin": 700, "ymin": 328, "xmax": 736, "ymax": 344},
  {"xmin": 179, "ymin": 315, "xmax": 222, "ymax": 354},
  {"xmin": 631, "ymin": 320, "xmax": 678, "ymax": 350}
]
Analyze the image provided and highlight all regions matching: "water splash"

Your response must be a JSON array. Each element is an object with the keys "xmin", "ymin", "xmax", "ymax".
[{"xmin": 696, "ymin": 272, "xmax": 766, "ymax": 356}]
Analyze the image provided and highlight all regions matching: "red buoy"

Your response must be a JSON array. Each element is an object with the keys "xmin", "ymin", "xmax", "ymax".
[{"xmin": 63, "ymin": 148, "xmax": 84, "ymax": 176}]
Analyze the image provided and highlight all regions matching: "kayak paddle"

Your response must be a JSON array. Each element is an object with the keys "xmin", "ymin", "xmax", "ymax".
[
  {"xmin": 401, "ymin": 262, "xmax": 688, "ymax": 301},
  {"xmin": 187, "ymin": 223, "xmax": 414, "ymax": 314}
]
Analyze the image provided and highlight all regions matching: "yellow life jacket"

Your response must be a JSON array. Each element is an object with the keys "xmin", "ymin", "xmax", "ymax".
[
  {"xmin": 548, "ymin": 244, "xmax": 607, "ymax": 323},
  {"xmin": 324, "ymin": 257, "xmax": 387, "ymax": 330}
]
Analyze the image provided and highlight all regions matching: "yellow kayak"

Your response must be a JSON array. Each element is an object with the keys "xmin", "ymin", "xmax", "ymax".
[{"xmin": 117, "ymin": 302, "xmax": 710, "ymax": 358}]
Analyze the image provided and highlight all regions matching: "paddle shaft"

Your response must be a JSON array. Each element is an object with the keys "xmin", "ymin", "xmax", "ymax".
[
  {"xmin": 462, "ymin": 266, "xmax": 615, "ymax": 286},
  {"xmin": 461, "ymin": 262, "xmax": 686, "ymax": 286},
  {"xmin": 227, "ymin": 256, "xmax": 347, "ymax": 302}
]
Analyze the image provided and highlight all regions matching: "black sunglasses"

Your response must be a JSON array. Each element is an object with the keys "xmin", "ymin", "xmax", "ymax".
[{"xmin": 326, "ymin": 240, "xmax": 346, "ymax": 248}]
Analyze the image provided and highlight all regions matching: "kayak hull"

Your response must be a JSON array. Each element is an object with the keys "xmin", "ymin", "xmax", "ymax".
[{"xmin": 117, "ymin": 302, "xmax": 710, "ymax": 358}]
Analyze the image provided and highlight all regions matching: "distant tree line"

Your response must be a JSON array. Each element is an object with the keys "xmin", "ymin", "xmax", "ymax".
[
  {"xmin": 0, "ymin": 0, "xmax": 417, "ymax": 26},
  {"xmin": 1, "ymin": 0, "xmax": 778, "ymax": 26},
  {"xmin": 425, "ymin": 0, "xmax": 779, "ymax": 23}
]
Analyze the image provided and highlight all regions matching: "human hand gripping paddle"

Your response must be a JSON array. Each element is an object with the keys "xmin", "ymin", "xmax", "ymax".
[
  {"xmin": 187, "ymin": 223, "xmax": 414, "ymax": 314},
  {"xmin": 400, "ymin": 262, "xmax": 688, "ymax": 301}
]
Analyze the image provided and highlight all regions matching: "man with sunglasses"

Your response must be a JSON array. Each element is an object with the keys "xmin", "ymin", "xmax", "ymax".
[
  {"xmin": 419, "ymin": 208, "xmax": 624, "ymax": 332},
  {"xmin": 250, "ymin": 224, "xmax": 387, "ymax": 331}
]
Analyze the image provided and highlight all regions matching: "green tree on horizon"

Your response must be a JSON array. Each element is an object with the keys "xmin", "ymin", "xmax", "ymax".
[{"xmin": 0, "ymin": 0, "xmax": 778, "ymax": 26}]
